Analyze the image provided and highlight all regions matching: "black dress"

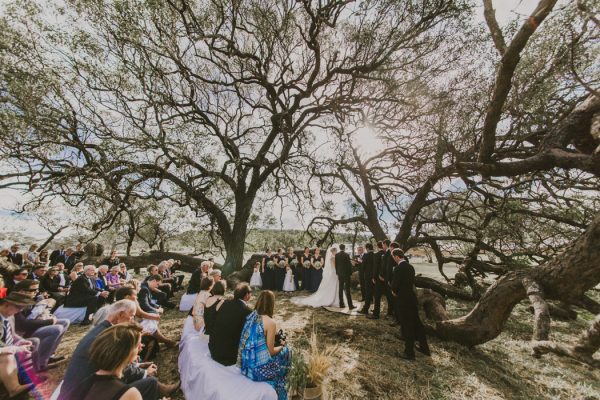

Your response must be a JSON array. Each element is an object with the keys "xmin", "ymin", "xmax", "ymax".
[
  {"xmin": 274, "ymin": 254, "xmax": 287, "ymax": 291},
  {"xmin": 204, "ymin": 296, "xmax": 224, "ymax": 336},
  {"xmin": 301, "ymin": 253, "xmax": 312, "ymax": 291},
  {"xmin": 74, "ymin": 374, "xmax": 131, "ymax": 400},
  {"xmin": 310, "ymin": 255, "xmax": 324, "ymax": 292},
  {"xmin": 261, "ymin": 255, "xmax": 274, "ymax": 290}
]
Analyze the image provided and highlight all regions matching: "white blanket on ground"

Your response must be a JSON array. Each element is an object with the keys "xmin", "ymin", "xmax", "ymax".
[
  {"xmin": 179, "ymin": 293, "xmax": 196, "ymax": 312},
  {"xmin": 178, "ymin": 335, "xmax": 277, "ymax": 400}
]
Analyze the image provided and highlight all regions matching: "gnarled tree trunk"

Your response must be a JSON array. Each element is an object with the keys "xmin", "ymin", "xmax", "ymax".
[{"xmin": 431, "ymin": 212, "xmax": 600, "ymax": 346}]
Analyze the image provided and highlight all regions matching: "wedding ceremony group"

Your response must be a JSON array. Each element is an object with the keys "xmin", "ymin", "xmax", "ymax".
[{"xmin": 1, "ymin": 0, "xmax": 599, "ymax": 398}]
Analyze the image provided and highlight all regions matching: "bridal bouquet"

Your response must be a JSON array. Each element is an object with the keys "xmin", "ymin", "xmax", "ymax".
[
  {"xmin": 303, "ymin": 260, "xmax": 311, "ymax": 269},
  {"xmin": 313, "ymin": 261, "xmax": 322, "ymax": 270},
  {"xmin": 266, "ymin": 260, "xmax": 275, "ymax": 270},
  {"xmin": 278, "ymin": 260, "xmax": 286, "ymax": 268}
]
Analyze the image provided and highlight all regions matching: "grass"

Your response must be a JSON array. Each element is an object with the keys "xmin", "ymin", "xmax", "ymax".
[{"xmin": 33, "ymin": 281, "xmax": 600, "ymax": 400}]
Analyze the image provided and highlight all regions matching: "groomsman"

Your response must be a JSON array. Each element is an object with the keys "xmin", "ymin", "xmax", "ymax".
[
  {"xmin": 387, "ymin": 242, "xmax": 401, "ymax": 324},
  {"xmin": 359, "ymin": 243, "xmax": 375, "ymax": 314},
  {"xmin": 49, "ymin": 245, "xmax": 65, "ymax": 266},
  {"xmin": 390, "ymin": 248, "xmax": 430, "ymax": 360},
  {"xmin": 355, "ymin": 246, "xmax": 366, "ymax": 301},
  {"xmin": 369, "ymin": 240, "xmax": 394, "ymax": 320},
  {"xmin": 7, "ymin": 244, "xmax": 23, "ymax": 266}
]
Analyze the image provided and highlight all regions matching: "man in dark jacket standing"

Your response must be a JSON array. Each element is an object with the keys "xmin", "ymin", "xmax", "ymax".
[
  {"xmin": 334, "ymin": 244, "xmax": 354, "ymax": 309},
  {"xmin": 359, "ymin": 243, "xmax": 375, "ymax": 314},
  {"xmin": 390, "ymin": 248, "xmax": 430, "ymax": 360}
]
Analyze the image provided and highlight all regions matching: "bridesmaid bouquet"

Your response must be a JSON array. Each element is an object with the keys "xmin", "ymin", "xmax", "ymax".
[
  {"xmin": 314, "ymin": 261, "xmax": 322, "ymax": 270},
  {"xmin": 303, "ymin": 260, "xmax": 311, "ymax": 269},
  {"xmin": 290, "ymin": 259, "xmax": 299, "ymax": 267},
  {"xmin": 278, "ymin": 260, "xmax": 286, "ymax": 268},
  {"xmin": 266, "ymin": 260, "xmax": 275, "ymax": 270}
]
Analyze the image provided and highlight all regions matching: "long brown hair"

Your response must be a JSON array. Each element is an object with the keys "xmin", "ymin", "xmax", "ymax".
[{"xmin": 255, "ymin": 290, "xmax": 275, "ymax": 318}]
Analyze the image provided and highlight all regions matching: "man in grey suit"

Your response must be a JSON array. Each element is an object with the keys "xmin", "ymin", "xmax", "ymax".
[{"xmin": 335, "ymin": 244, "xmax": 355, "ymax": 309}]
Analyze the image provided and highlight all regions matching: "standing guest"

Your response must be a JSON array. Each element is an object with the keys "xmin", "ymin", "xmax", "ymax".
[
  {"xmin": 274, "ymin": 248, "xmax": 286, "ymax": 291},
  {"xmin": 38, "ymin": 249, "xmax": 50, "ymax": 266},
  {"xmin": 54, "ymin": 248, "xmax": 77, "ymax": 271},
  {"xmin": 103, "ymin": 250, "xmax": 121, "ymax": 268},
  {"xmin": 335, "ymin": 244, "xmax": 354, "ymax": 309},
  {"xmin": 300, "ymin": 247, "xmax": 312, "ymax": 292},
  {"xmin": 386, "ymin": 242, "xmax": 401, "ymax": 324},
  {"xmin": 49, "ymin": 245, "xmax": 65, "ymax": 266},
  {"xmin": 359, "ymin": 243, "xmax": 375, "ymax": 314},
  {"xmin": 24, "ymin": 245, "xmax": 40, "ymax": 267},
  {"xmin": 203, "ymin": 282, "xmax": 226, "ymax": 336},
  {"xmin": 64, "ymin": 265, "xmax": 109, "ymax": 325},
  {"xmin": 208, "ymin": 283, "xmax": 252, "ymax": 366},
  {"xmin": 310, "ymin": 247, "xmax": 324, "ymax": 293},
  {"xmin": 13, "ymin": 280, "xmax": 70, "ymax": 372},
  {"xmin": 261, "ymin": 249, "xmax": 274, "ymax": 291},
  {"xmin": 119, "ymin": 263, "xmax": 133, "ymax": 282},
  {"xmin": 70, "ymin": 323, "xmax": 144, "ymax": 400},
  {"xmin": 354, "ymin": 245, "xmax": 366, "ymax": 301},
  {"xmin": 190, "ymin": 277, "xmax": 214, "ymax": 332},
  {"xmin": 6, "ymin": 244, "xmax": 23, "ymax": 266},
  {"xmin": 390, "ymin": 249, "xmax": 430, "ymax": 360},
  {"xmin": 39, "ymin": 267, "xmax": 68, "ymax": 304},
  {"xmin": 249, "ymin": 262, "xmax": 263, "ymax": 289},
  {"xmin": 73, "ymin": 244, "xmax": 86, "ymax": 263},
  {"xmin": 238, "ymin": 290, "xmax": 290, "ymax": 400}
]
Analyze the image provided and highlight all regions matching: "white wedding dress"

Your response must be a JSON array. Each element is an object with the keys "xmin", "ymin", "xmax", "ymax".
[{"xmin": 291, "ymin": 245, "xmax": 339, "ymax": 307}]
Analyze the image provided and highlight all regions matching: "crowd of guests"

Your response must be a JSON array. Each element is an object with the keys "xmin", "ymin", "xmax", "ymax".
[
  {"xmin": 0, "ymin": 243, "xmax": 181, "ymax": 399},
  {"xmin": 250, "ymin": 247, "xmax": 325, "ymax": 293}
]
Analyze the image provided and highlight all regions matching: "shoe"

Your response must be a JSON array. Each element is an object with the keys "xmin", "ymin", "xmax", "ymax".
[
  {"xmin": 416, "ymin": 346, "xmax": 431, "ymax": 356},
  {"xmin": 389, "ymin": 322, "xmax": 399, "ymax": 327},
  {"xmin": 339, "ymin": 304, "xmax": 345, "ymax": 308},
  {"xmin": 348, "ymin": 305, "xmax": 357, "ymax": 310},
  {"xmin": 48, "ymin": 356, "xmax": 66, "ymax": 364},
  {"xmin": 357, "ymin": 308, "xmax": 368, "ymax": 314},
  {"xmin": 80, "ymin": 319, "xmax": 91, "ymax": 326},
  {"xmin": 368, "ymin": 315, "xmax": 380, "ymax": 320},
  {"xmin": 398, "ymin": 352, "xmax": 415, "ymax": 361}
]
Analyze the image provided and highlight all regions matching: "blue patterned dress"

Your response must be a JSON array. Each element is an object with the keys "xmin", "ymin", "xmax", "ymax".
[{"xmin": 237, "ymin": 311, "xmax": 291, "ymax": 400}]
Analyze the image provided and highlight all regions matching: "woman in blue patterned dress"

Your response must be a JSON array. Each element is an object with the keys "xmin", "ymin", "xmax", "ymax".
[{"xmin": 238, "ymin": 291, "xmax": 291, "ymax": 400}]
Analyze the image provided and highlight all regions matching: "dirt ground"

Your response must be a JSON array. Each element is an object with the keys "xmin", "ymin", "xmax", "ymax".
[{"xmin": 35, "ymin": 279, "xmax": 600, "ymax": 400}]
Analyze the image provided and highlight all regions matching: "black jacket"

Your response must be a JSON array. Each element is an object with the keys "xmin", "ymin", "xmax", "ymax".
[
  {"xmin": 186, "ymin": 268, "xmax": 202, "ymax": 294},
  {"xmin": 208, "ymin": 299, "xmax": 252, "ymax": 366},
  {"xmin": 138, "ymin": 285, "xmax": 159, "ymax": 314},
  {"xmin": 64, "ymin": 275, "xmax": 99, "ymax": 307},
  {"xmin": 391, "ymin": 260, "xmax": 418, "ymax": 305},
  {"xmin": 49, "ymin": 249, "xmax": 64, "ymax": 266},
  {"xmin": 362, "ymin": 251, "xmax": 375, "ymax": 280},
  {"xmin": 334, "ymin": 251, "xmax": 352, "ymax": 278},
  {"xmin": 40, "ymin": 274, "xmax": 61, "ymax": 292},
  {"xmin": 373, "ymin": 250, "xmax": 385, "ymax": 280},
  {"xmin": 14, "ymin": 307, "xmax": 54, "ymax": 337},
  {"xmin": 7, "ymin": 253, "xmax": 23, "ymax": 266}
]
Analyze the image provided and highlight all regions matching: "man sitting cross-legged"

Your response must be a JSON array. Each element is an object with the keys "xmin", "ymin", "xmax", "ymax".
[{"xmin": 58, "ymin": 300, "xmax": 179, "ymax": 400}]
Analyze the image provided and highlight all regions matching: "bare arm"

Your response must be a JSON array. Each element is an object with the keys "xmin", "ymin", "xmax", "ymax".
[{"xmin": 263, "ymin": 316, "xmax": 283, "ymax": 356}]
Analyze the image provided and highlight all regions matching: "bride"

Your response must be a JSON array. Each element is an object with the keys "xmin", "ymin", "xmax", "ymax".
[{"xmin": 291, "ymin": 245, "xmax": 339, "ymax": 308}]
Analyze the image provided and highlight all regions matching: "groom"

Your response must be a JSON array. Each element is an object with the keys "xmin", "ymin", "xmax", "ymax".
[{"xmin": 335, "ymin": 244, "xmax": 355, "ymax": 309}]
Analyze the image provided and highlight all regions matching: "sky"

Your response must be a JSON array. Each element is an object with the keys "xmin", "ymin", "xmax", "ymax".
[{"xmin": 0, "ymin": 0, "xmax": 552, "ymax": 242}]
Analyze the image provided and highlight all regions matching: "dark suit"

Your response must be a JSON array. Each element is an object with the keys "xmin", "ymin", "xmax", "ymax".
[
  {"xmin": 360, "ymin": 251, "xmax": 375, "ymax": 311},
  {"xmin": 138, "ymin": 285, "xmax": 159, "ymax": 314},
  {"xmin": 7, "ymin": 252, "xmax": 23, "ymax": 266},
  {"xmin": 356, "ymin": 252, "xmax": 366, "ymax": 301},
  {"xmin": 54, "ymin": 254, "xmax": 76, "ymax": 271},
  {"xmin": 372, "ymin": 249, "xmax": 394, "ymax": 318},
  {"xmin": 391, "ymin": 259, "xmax": 428, "ymax": 357},
  {"xmin": 208, "ymin": 299, "xmax": 251, "ymax": 366},
  {"xmin": 40, "ymin": 274, "xmax": 66, "ymax": 305},
  {"xmin": 64, "ymin": 275, "xmax": 105, "ymax": 320},
  {"xmin": 334, "ymin": 250, "xmax": 353, "ymax": 308},
  {"xmin": 59, "ymin": 320, "xmax": 159, "ymax": 400},
  {"xmin": 186, "ymin": 268, "xmax": 202, "ymax": 294},
  {"xmin": 49, "ymin": 249, "xmax": 64, "ymax": 266}
]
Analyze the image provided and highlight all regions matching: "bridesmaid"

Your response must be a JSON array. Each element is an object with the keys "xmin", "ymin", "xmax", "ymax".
[
  {"xmin": 300, "ymin": 247, "xmax": 312, "ymax": 291},
  {"xmin": 310, "ymin": 247, "xmax": 324, "ymax": 292},
  {"xmin": 261, "ymin": 248, "xmax": 274, "ymax": 290},
  {"xmin": 286, "ymin": 247, "xmax": 299, "ymax": 290},
  {"xmin": 275, "ymin": 248, "xmax": 287, "ymax": 291}
]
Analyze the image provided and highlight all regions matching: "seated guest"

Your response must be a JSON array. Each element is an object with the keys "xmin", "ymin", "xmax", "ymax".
[
  {"xmin": 157, "ymin": 262, "xmax": 177, "ymax": 291},
  {"xmin": 97, "ymin": 265, "xmax": 116, "ymax": 302},
  {"xmin": 5, "ymin": 268, "xmax": 29, "ymax": 294},
  {"xmin": 190, "ymin": 277, "xmax": 214, "ymax": 332},
  {"xmin": 208, "ymin": 283, "xmax": 252, "ymax": 366},
  {"xmin": 200, "ymin": 261, "xmax": 212, "ymax": 278},
  {"xmin": 0, "ymin": 292, "xmax": 39, "ymax": 377},
  {"xmin": 119, "ymin": 263, "xmax": 133, "ymax": 282},
  {"xmin": 134, "ymin": 278, "xmax": 177, "ymax": 348},
  {"xmin": 58, "ymin": 300, "xmax": 175, "ymax": 400},
  {"xmin": 54, "ymin": 262, "xmax": 71, "ymax": 289},
  {"xmin": 0, "ymin": 345, "xmax": 34, "ymax": 397},
  {"xmin": 144, "ymin": 266, "xmax": 174, "ymax": 309},
  {"xmin": 24, "ymin": 244, "xmax": 40, "ymax": 267},
  {"xmin": 13, "ymin": 280, "xmax": 70, "ymax": 372},
  {"xmin": 28, "ymin": 265, "xmax": 47, "ymax": 282},
  {"xmin": 209, "ymin": 269, "xmax": 222, "ymax": 283},
  {"xmin": 238, "ymin": 290, "xmax": 291, "ymax": 400},
  {"xmin": 6, "ymin": 244, "xmax": 23, "ymax": 267},
  {"xmin": 39, "ymin": 267, "xmax": 68, "ymax": 304},
  {"xmin": 203, "ymin": 281, "xmax": 226, "ymax": 336},
  {"xmin": 166, "ymin": 259, "xmax": 184, "ymax": 290},
  {"xmin": 71, "ymin": 323, "xmax": 144, "ymax": 400},
  {"xmin": 69, "ymin": 262, "xmax": 84, "ymax": 282},
  {"xmin": 64, "ymin": 265, "xmax": 109, "ymax": 325},
  {"xmin": 107, "ymin": 266, "xmax": 123, "ymax": 290}
]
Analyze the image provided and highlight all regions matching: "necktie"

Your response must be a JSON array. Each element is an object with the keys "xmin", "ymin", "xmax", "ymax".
[{"xmin": 3, "ymin": 319, "xmax": 13, "ymax": 346}]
